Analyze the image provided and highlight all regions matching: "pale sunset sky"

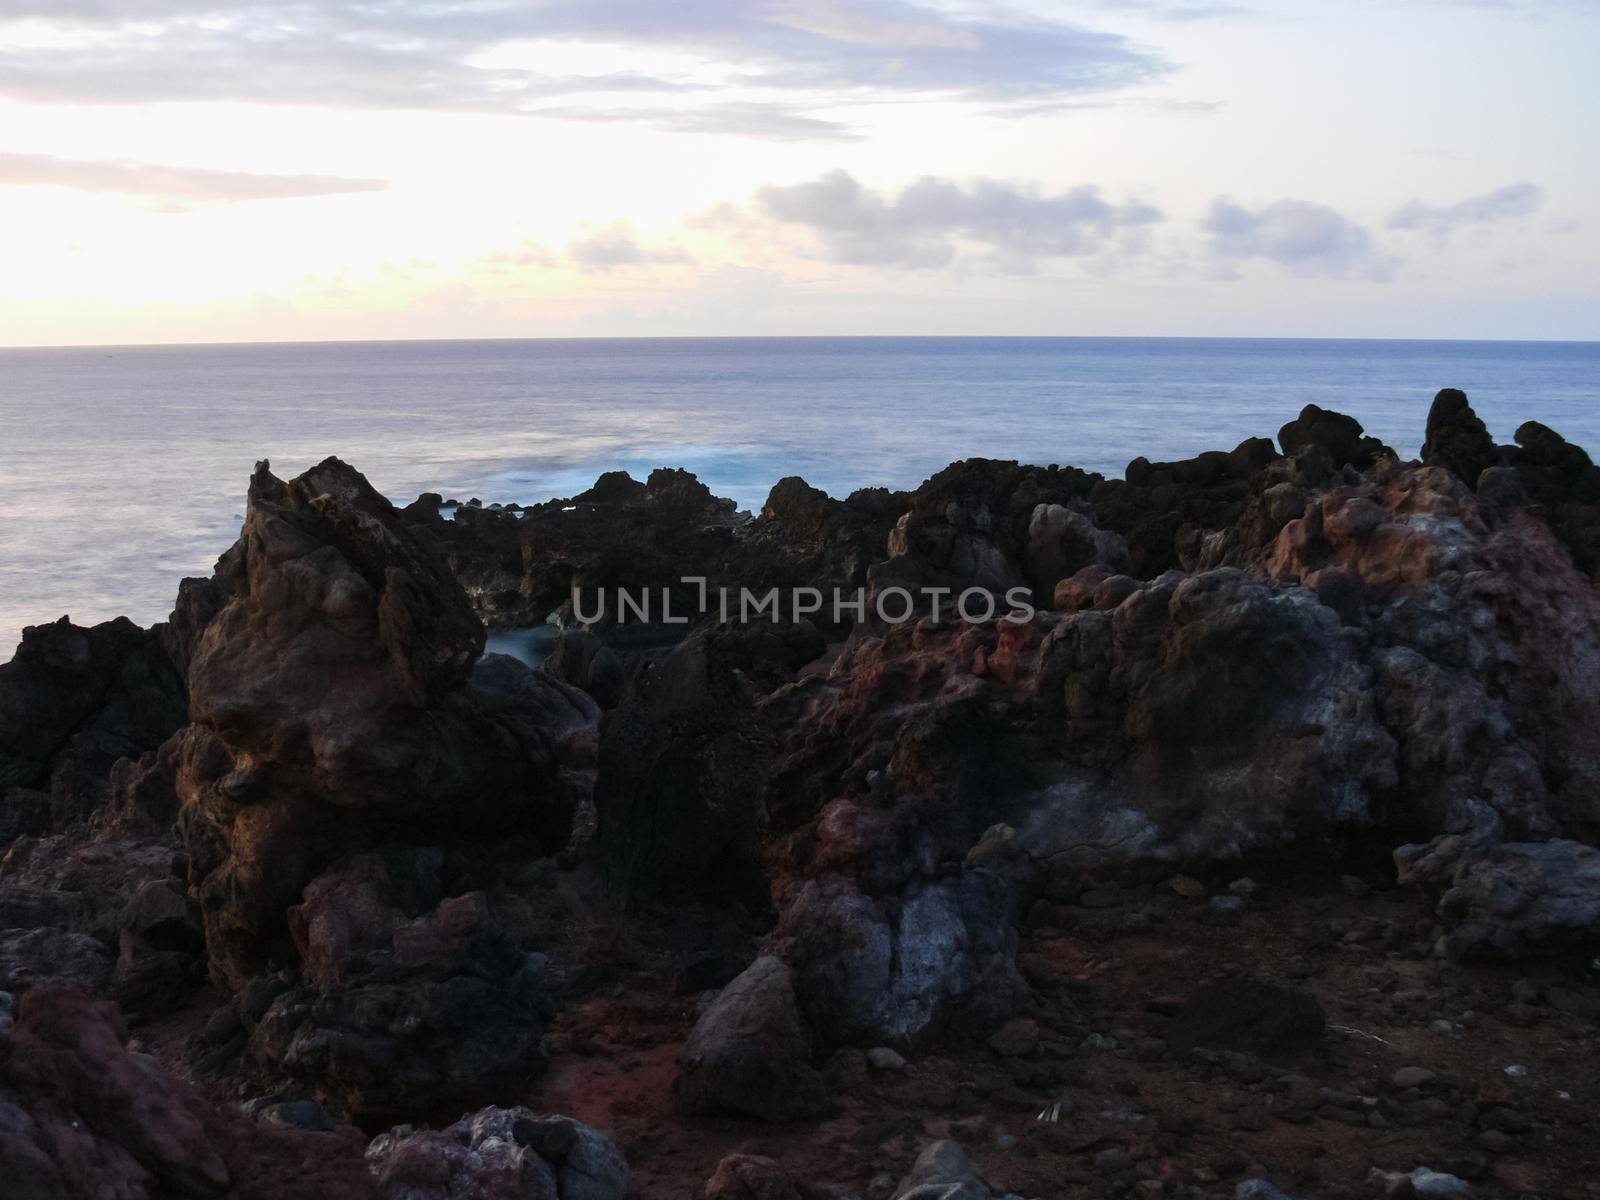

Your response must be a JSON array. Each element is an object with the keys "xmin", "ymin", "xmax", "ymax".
[{"xmin": 0, "ymin": 0, "xmax": 1594, "ymax": 346}]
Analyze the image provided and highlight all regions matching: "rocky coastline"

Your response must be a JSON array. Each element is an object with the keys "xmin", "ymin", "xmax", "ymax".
[{"xmin": 2, "ymin": 389, "xmax": 1599, "ymax": 1199}]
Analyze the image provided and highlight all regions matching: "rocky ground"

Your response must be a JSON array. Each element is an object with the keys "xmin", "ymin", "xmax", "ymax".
[{"xmin": 2, "ymin": 388, "xmax": 1598, "ymax": 1199}]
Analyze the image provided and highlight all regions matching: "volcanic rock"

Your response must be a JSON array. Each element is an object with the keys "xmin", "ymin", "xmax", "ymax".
[
  {"xmin": 0, "ymin": 987, "xmax": 374, "ymax": 1199},
  {"xmin": 1422, "ymin": 388, "xmax": 1499, "ymax": 485},
  {"xmin": 175, "ymin": 458, "xmax": 568, "ymax": 988},
  {"xmin": 365, "ymin": 1106, "xmax": 627, "ymax": 1200},
  {"xmin": 679, "ymin": 955, "xmax": 830, "ymax": 1123}
]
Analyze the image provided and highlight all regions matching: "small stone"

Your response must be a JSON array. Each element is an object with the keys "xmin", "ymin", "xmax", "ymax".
[
  {"xmin": 1428, "ymin": 1019, "xmax": 1459, "ymax": 1038},
  {"xmin": 1476, "ymin": 1128, "xmax": 1513, "ymax": 1153},
  {"xmin": 1340, "ymin": 874, "xmax": 1371, "ymax": 898},
  {"xmin": 1228, "ymin": 878, "xmax": 1260, "ymax": 898},
  {"xmin": 1092, "ymin": 1148, "xmax": 1131, "ymax": 1172},
  {"xmin": 1392, "ymin": 1067, "xmax": 1437, "ymax": 1089},
  {"xmin": 1509, "ymin": 978, "xmax": 1541, "ymax": 1004},
  {"xmin": 254, "ymin": 1099, "xmax": 336, "ymax": 1132},
  {"xmin": 1169, "ymin": 874, "xmax": 1207, "ymax": 899},
  {"xmin": 1205, "ymin": 895, "xmax": 1247, "ymax": 923},
  {"xmin": 867, "ymin": 1046, "xmax": 907, "ymax": 1072},
  {"xmin": 1502, "ymin": 1002, "xmax": 1540, "ymax": 1026},
  {"xmin": 1503, "ymin": 1063, "xmax": 1527, "ymax": 1078},
  {"xmin": 1409, "ymin": 1167, "xmax": 1468, "ymax": 1196},
  {"xmin": 988, "ymin": 1017, "xmax": 1041, "ymax": 1058},
  {"xmin": 1236, "ymin": 1181, "xmax": 1294, "ymax": 1200}
]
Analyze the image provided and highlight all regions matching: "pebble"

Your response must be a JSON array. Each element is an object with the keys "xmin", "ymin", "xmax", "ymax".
[
  {"xmin": 1340, "ymin": 874, "xmax": 1372, "ymax": 897},
  {"xmin": 1205, "ymin": 895, "xmax": 1247, "ymax": 923},
  {"xmin": 867, "ymin": 1046, "xmax": 907, "ymax": 1072},
  {"xmin": 1510, "ymin": 978, "xmax": 1542, "ymax": 1004},
  {"xmin": 988, "ymin": 1017, "xmax": 1041, "ymax": 1058},
  {"xmin": 1428, "ymin": 1019, "xmax": 1461, "ymax": 1038},
  {"xmin": 1410, "ymin": 1167, "xmax": 1468, "ymax": 1196},
  {"xmin": 1236, "ymin": 1181, "xmax": 1294, "ymax": 1200},
  {"xmin": 1392, "ymin": 1066, "xmax": 1437, "ymax": 1089},
  {"xmin": 1503, "ymin": 1063, "xmax": 1528, "ymax": 1078},
  {"xmin": 1169, "ymin": 874, "xmax": 1207, "ymax": 899},
  {"xmin": 1228, "ymin": 877, "xmax": 1260, "ymax": 898}
]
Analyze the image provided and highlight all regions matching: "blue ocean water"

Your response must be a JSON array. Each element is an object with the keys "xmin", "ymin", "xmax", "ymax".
[{"xmin": 2, "ymin": 336, "xmax": 1597, "ymax": 659}]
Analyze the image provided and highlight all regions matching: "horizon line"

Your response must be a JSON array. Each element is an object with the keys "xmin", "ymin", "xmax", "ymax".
[{"xmin": 5, "ymin": 332, "xmax": 1600, "ymax": 353}]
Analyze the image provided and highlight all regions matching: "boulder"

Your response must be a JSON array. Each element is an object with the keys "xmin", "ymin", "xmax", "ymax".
[
  {"xmin": 1421, "ymin": 388, "xmax": 1498, "ymax": 486},
  {"xmin": 1395, "ymin": 836, "xmax": 1600, "ymax": 961},
  {"xmin": 679, "ymin": 955, "xmax": 829, "ymax": 1123},
  {"xmin": 174, "ymin": 458, "xmax": 569, "ymax": 988},
  {"xmin": 1165, "ymin": 977, "xmax": 1327, "ymax": 1061},
  {"xmin": 1032, "ymin": 568, "xmax": 1397, "ymax": 864},
  {"xmin": 247, "ymin": 859, "xmax": 550, "ymax": 1123},
  {"xmin": 1277, "ymin": 404, "xmax": 1390, "ymax": 471},
  {"xmin": 892, "ymin": 1141, "xmax": 992, "ymax": 1200},
  {"xmin": 704, "ymin": 1153, "xmax": 805, "ymax": 1200},
  {"xmin": 365, "ymin": 1107, "xmax": 627, "ymax": 1200}
]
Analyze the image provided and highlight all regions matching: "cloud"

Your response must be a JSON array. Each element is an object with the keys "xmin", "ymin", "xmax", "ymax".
[
  {"xmin": 1204, "ymin": 197, "xmax": 1395, "ymax": 279},
  {"xmin": 528, "ymin": 101, "xmax": 860, "ymax": 141},
  {"xmin": 749, "ymin": 169, "xmax": 1163, "ymax": 271},
  {"xmin": 0, "ymin": 1, "xmax": 1169, "ymax": 138},
  {"xmin": 0, "ymin": 150, "xmax": 386, "ymax": 209},
  {"xmin": 1388, "ymin": 182, "xmax": 1544, "ymax": 237},
  {"xmin": 567, "ymin": 224, "xmax": 692, "ymax": 271}
]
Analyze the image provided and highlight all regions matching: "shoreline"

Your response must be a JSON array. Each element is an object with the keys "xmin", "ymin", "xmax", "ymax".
[{"xmin": 2, "ymin": 388, "xmax": 1599, "ymax": 1198}]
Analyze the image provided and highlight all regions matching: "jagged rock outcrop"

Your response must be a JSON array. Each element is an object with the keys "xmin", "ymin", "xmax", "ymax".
[
  {"xmin": 175, "ymin": 458, "xmax": 570, "ymax": 988},
  {"xmin": 0, "ymin": 988, "xmax": 374, "ymax": 1199},
  {"xmin": 1395, "ymin": 836, "xmax": 1600, "ymax": 961},
  {"xmin": 759, "ymin": 620, "xmax": 1042, "ymax": 1044},
  {"xmin": 595, "ymin": 621, "xmax": 823, "ymax": 910},
  {"xmin": 1031, "ymin": 567, "xmax": 1398, "ymax": 864},
  {"xmin": 414, "ymin": 468, "xmax": 743, "ymax": 631},
  {"xmin": 1263, "ymin": 465, "xmax": 1600, "ymax": 842},
  {"xmin": 240, "ymin": 853, "xmax": 552, "ymax": 1123},
  {"xmin": 1507, "ymin": 419, "xmax": 1600, "ymax": 580},
  {"xmin": 0, "ymin": 616, "xmax": 187, "ymax": 839},
  {"xmin": 0, "ymin": 834, "xmax": 202, "ymax": 1016},
  {"xmin": 868, "ymin": 459, "xmax": 1097, "ymax": 606},
  {"xmin": 1089, "ymin": 437, "xmax": 1280, "ymax": 576},
  {"xmin": 1276, "ymin": 404, "xmax": 1391, "ymax": 471},
  {"xmin": 1422, "ymin": 387, "xmax": 1498, "ymax": 485}
]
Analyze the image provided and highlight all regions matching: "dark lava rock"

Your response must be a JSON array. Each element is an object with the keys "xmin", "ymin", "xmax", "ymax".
[
  {"xmin": 0, "ymin": 615, "xmax": 186, "ymax": 833},
  {"xmin": 1277, "ymin": 404, "xmax": 1391, "ymax": 471},
  {"xmin": 1422, "ymin": 388, "xmax": 1499, "ymax": 486},
  {"xmin": 0, "ymin": 987, "xmax": 374, "ymax": 1198},
  {"xmin": 174, "ymin": 458, "xmax": 569, "ymax": 988},
  {"xmin": 1165, "ymin": 977, "xmax": 1327, "ymax": 1061},
  {"xmin": 679, "ymin": 955, "xmax": 830, "ymax": 1123}
]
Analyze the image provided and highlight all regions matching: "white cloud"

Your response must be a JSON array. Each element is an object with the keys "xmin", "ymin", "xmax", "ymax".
[
  {"xmin": 0, "ymin": 1, "xmax": 1168, "ymax": 139},
  {"xmin": 747, "ymin": 169, "xmax": 1163, "ymax": 272},
  {"xmin": 1204, "ymin": 197, "xmax": 1395, "ymax": 280},
  {"xmin": 0, "ymin": 150, "xmax": 386, "ymax": 209},
  {"xmin": 1388, "ymin": 182, "xmax": 1544, "ymax": 237},
  {"xmin": 567, "ymin": 224, "xmax": 692, "ymax": 272}
]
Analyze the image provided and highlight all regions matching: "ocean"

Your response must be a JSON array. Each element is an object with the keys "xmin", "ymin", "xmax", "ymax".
[{"xmin": 2, "ymin": 336, "xmax": 1598, "ymax": 660}]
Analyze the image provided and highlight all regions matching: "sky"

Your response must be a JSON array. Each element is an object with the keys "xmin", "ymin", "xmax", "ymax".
[{"xmin": 0, "ymin": 0, "xmax": 1594, "ymax": 346}]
